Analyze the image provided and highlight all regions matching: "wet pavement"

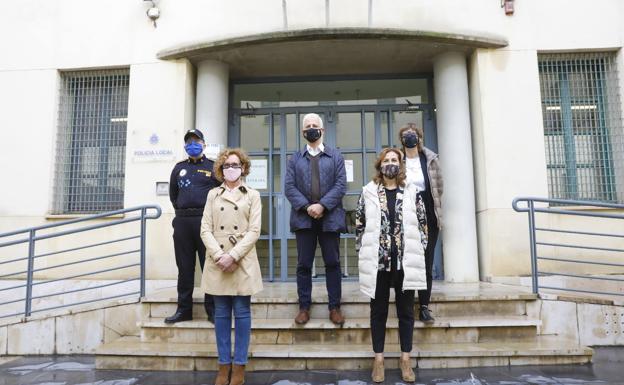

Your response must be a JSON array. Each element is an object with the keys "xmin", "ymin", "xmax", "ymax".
[{"xmin": 0, "ymin": 348, "xmax": 623, "ymax": 385}]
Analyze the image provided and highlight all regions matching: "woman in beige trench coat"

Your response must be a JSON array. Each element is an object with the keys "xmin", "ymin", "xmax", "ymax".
[{"xmin": 200, "ymin": 148, "xmax": 262, "ymax": 385}]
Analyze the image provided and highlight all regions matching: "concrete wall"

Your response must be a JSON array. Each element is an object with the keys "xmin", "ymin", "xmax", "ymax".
[
  {"xmin": 530, "ymin": 294, "xmax": 624, "ymax": 347},
  {"xmin": 469, "ymin": 0, "xmax": 624, "ymax": 279},
  {"xmin": 0, "ymin": 0, "xmax": 623, "ymax": 280},
  {"xmin": 0, "ymin": 299, "xmax": 143, "ymax": 355}
]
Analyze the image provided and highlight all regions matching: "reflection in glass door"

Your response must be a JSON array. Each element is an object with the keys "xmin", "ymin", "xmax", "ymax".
[{"xmin": 234, "ymin": 104, "xmax": 437, "ymax": 281}]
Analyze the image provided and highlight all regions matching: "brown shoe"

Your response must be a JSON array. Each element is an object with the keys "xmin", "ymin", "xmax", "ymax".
[
  {"xmin": 371, "ymin": 358, "xmax": 385, "ymax": 383},
  {"xmin": 399, "ymin": 357, "xmax": 416, "ymax": 383},
  {"xmin": 214, "ymin": 364, "xmax": 230, "ymax": 385},
  {"xmin": 294, "ymin": 309, "xmax": 310, "ymax": 325},
  {"xmin": 230, "ymin": 364, "xmax": 245, "ymax": 385},
  {"xmin": 329, "ymin": 308, "xmax": 345, "ymax": 326}
]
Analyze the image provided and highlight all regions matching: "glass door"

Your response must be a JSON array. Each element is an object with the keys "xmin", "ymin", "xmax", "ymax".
[{"xmin": 233, "ymin": 103, "xmax": 440, "ymax": 281}]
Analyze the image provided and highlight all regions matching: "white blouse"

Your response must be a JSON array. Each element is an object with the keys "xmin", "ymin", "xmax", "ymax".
[{"xmin": 405, "ymin": 156, "xmax": 426, "ymax": 192}]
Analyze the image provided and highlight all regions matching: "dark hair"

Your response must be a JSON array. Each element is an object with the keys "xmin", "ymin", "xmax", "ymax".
[
  {"xmin": 213, "ymin": 148, "xmax": 252, "ymax": 182},
  {"xmin": 373, "ymin": 148, "xmax": 406, "ymax": 186},
  {"xmin": 398, "ymin": 123, "xmax": 424, "ymax": 153}
]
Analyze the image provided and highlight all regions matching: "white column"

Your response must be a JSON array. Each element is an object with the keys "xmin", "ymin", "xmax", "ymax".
[
  {"xmin": 195, "ymin": 60, "xmax": 229, "ymax": 148},
  {"xmin": 433, "ymin": 51, "xmax": 480, "ymax": 282}
]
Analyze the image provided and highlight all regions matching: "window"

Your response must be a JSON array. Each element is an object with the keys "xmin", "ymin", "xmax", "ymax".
[
  {"xmin": 539, "ymin": 52, "xmax": 624, "ymax": 203},
  {"xmin": 52, "ymin": 69, "xmax": 130, "ymax": 214}
]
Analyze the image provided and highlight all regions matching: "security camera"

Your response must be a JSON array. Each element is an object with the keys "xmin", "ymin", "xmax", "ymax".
[
  {"xmin": 144, "ymin": 0, "xmax": 160, "ymax": 27},
  {"xmin": 147, "ymin": 6, "xmax": 160, "ymax": 20}
]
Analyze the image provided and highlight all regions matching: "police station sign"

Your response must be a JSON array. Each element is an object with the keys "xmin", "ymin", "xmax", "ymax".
[
  {"xmin": 132, "ymin": 133, "xmax": 175, "ymax": 162},
  {"xmin": 132, "ymin": 148, "xmax": 176, "ymax": 162}
]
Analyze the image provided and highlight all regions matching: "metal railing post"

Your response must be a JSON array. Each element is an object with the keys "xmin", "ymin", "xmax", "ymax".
[
  {"xmin": 25, "ymin": 229, "xmax": 36, "ymax": 317},
  {"xmin": 527, "ymin": 200, "xmax": 539, "ymax": 294},
  {"xmin": 140, "ymin": 208, "xmax": 147, "ymax": 298},
  {"xmin": 343, "ymin": 238, "xmax": 349, "ymax": 277}
]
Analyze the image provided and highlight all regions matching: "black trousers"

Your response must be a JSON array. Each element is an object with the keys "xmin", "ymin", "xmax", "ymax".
[
  {"xmin": 295, "ymin": 220, "xmax": 342, "ymax": 310},
  {"xmin": 417, "ymin": 194, "xmax": 439, "ymax": 307},
  {"xmin": 172, "ymin": 215, "xmax": 214, "ymax": 314},
  {"xmin": 370, "ymin": 269, "xmax": 415, "ymax": 353}
]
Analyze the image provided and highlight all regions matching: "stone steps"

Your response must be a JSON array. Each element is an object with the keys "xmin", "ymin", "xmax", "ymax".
[
  {"xmin": 94, "ymin": 283, "xmax": 593, "ymax": 371},
  {"xmin": 95, "ymin": 335, "xmax": 592, "ymax": 371},
  {"xmin": 146, "ymin": 296, "xmax": 535, "ymax": 319},
  {"xmin": 139, "ymin": 316, "xmax": 540, "ymax": 345}
]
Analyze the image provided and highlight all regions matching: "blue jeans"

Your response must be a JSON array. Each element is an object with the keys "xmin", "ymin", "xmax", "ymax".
[{"xmin": 213, "ymin": 295, "xmax": 252, "ymax": 365}]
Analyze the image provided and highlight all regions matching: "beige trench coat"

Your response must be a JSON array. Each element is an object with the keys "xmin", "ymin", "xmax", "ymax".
[{"xmin": 200, "ymin": 183, "xmax": 263, "ymax": 296}]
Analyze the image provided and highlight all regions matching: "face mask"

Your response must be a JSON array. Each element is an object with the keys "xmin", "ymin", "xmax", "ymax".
[
  {"xmin": 381, "ymin": 164, "xmax": 400, "ymax": 179},
  {"xmin": 303, "ymin": 128, "xmax": 322, "ymax": 143},
  {"xmin": 223, "ymin": 167, "xmax": 242, "ymax": 182},
  {"xmin": 401, "ymin": 132, "xmax": 420, "ymax": 148},
  {"xmin": 184, "ymin": 141, "xmax": 203, "ymax": 157}
]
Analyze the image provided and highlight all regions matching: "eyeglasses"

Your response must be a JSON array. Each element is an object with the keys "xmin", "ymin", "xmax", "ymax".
[{"xmin": 223, "ymin": 163, "xmax": 242, "ymax": 169}]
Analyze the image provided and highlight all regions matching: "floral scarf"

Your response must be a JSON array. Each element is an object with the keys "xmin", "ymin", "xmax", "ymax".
[{"xmin": 377, "ymin": 184, "xmax": 404, "ymax": 271}]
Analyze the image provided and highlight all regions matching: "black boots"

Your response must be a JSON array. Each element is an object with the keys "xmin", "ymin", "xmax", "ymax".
[
  {"xmin": 164, "ymin": 309, "xmax": 192, "ymax": 324},
  {"xmin": 418, "ymin": 305, "xmax": 435, "ymax": 323}
]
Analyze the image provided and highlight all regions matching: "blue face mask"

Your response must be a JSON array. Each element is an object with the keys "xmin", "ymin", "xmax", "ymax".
[{"xmin": 184, "ymin": 141, "xmax": 203, "ymax": 157}]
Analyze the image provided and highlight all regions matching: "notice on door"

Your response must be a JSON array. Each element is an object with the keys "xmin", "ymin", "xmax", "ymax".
[
  {"xmin": 345, "ymin": 159, "xmax": 354, "ymax": 183},
  {"xmin": 204, "ymin": 143, "xmax": 224, "ymax": 160},
  {"xmin": 247, "ymin": 159, "xmax": 268, "ymax": 189}
]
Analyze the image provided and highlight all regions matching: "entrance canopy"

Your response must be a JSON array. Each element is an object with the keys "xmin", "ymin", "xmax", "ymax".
[{"xmin": 157, "ymin": 28, "xmax": 507, "ymax": 77}]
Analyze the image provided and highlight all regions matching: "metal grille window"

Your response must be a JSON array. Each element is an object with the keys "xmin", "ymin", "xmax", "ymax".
[
  {"xmin": 539, "ymin": 52, "xmax": 624, "ymax": 203},
  {"xmin": 52, "ymin": 69, "xmax": 130, "ymax": 214}
]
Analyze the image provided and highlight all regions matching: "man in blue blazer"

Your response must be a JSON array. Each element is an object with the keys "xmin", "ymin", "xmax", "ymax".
[{"xmin": 285, "ymin": 113, "xmax": 347, "ymax": 326}]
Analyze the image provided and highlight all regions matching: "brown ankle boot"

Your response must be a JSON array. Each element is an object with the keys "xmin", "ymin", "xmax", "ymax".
[
  {"xmin": 230, "ymin": 364, "xmax": 246, "ymax": 385},
  {"xmin": 399, "ymin": 357, "xmax": 416, "ymax": 382},
  {"xmin": 371, "ymin": 358, "xmax": 385, "ymax": 383},
  {"xmin": 214, "ymin": 364, "xmax": 230, "ymax": 385}
]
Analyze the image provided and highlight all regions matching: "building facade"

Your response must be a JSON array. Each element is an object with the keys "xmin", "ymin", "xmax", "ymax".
[{"xmin": 1, "ymin": 0, "xmax": 623, "ymax": 284}]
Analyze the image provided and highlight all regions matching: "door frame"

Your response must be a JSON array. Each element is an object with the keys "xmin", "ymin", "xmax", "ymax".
[
  {"xmin": 227, "ymin": 75, "xmax": 441, "ymax": 282},
  {"xmin": 228, "ymin": 104, "xmax": 443, "ymax": 281}
]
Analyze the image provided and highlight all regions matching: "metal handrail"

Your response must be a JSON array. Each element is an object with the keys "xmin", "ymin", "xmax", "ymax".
[
  {"xmin": 512, "ymin": 197, "xmax": 624, "ymax": 296},
  {"xmin": 0, "ymin": 205, "xmax": 161, "ymax": 319}
]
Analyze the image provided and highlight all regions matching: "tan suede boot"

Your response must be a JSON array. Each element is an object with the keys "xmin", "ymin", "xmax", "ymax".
[
  {"xmin": 230, "ymin": 364, "xmax": 246, "ymax": 385},
  {"xmin": 214, "ymin": 364, "xmax": 231, "ymax": 385},
  {"xmin": 399, "ymin": 357, "xmax": 416, "ymax": 382},
  {"xmin": 371, "ymin": 358, "xmax": 385, "ymax": 383}
]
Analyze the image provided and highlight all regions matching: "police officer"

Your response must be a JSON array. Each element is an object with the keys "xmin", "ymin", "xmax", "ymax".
[{"xmin": 166, "ymin": 129, "xmax": 220, "ymax": 324}]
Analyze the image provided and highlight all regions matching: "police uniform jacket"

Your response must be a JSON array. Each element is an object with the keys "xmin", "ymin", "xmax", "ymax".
[
  {"xmin": 169, "ymin": 155, "xmax": 219, "ymax": 213},
  {"xmin": 200, "ymin": 182, "xmax": 263, "ymax": 296}
]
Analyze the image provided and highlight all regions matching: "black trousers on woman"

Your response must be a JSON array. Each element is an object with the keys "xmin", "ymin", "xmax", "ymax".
[
  {"xmin": 417, "ymin": 191, "xmax": 439, "ymax": 307},
  {"xmin": 370, "ymin": 269, "xmax": 415, "ymax": 353}
]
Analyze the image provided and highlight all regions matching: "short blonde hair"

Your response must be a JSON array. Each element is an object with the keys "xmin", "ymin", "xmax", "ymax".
[
  {"xmin": 213, "ymin": 148, "xmax": 251, "ymax": 182},
  {"xmin": 398, "ymin": 123, "xmax": 424, "ymax": 152}
]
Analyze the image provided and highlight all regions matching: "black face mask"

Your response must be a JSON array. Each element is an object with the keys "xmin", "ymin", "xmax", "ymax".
[
  {"xmin": 381, "ymin": 164, "xmax": 400, "ymax": 179},
  {"xmin": 303, "ymin": 128, "xmax": 322, "ymax": 143},
  {"xmin": 401, "ymin": 132, "xmax": 420, "ymax": 148}
]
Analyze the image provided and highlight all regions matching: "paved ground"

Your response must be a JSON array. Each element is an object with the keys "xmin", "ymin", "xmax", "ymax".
[{"xmin": 0, "ymin": 348, "xmax": 622, "ymax": 385}]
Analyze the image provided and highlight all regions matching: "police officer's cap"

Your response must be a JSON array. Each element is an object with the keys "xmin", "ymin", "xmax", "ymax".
[{"xmin": 184, "ymin": 129, "xmax": 204, "ymax": 142}]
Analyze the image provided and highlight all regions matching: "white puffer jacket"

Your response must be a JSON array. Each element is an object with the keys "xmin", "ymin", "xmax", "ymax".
[{"xmin": 357, "ymin": 181, "xmax": 427, "ymax": 299}]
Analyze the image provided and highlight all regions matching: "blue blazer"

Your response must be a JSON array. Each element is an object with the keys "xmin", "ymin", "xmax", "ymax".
[{"xmin": 284, "ymin": 145, "xmax": 347, "ymax": 233}]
